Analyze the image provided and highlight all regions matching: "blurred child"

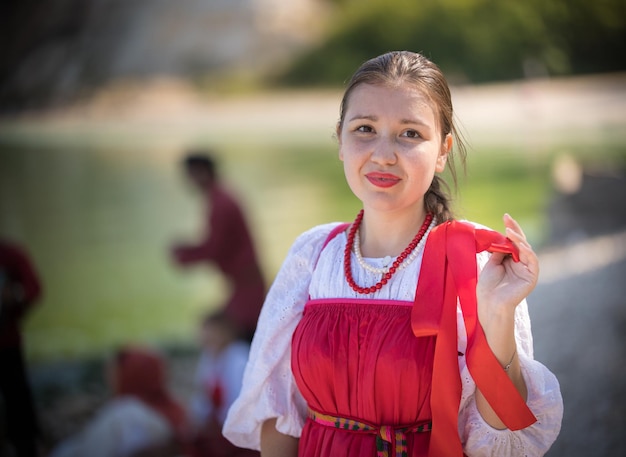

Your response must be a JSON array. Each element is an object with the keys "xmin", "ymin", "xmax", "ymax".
[{"xmin": 188, "ymin": 311, "xmax": 257, "ymax": 457}]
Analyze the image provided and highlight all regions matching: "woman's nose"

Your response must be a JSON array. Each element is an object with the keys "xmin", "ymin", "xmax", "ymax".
[{"xmin": 370, "ymin": 136, "xmax": 397, "ymax": 164}]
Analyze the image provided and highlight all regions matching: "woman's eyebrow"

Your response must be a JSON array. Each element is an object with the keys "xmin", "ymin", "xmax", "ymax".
[
  {"xmin": 400, "ymin": 118, "xmax": 430, "ymax": 128},
  {"xmin": 347, "ymin": 114, "xmax": 377, "ymax": 122},
  {"xmin": 347, "ymin": 114, "xmax": 431, "ymax": 129}
]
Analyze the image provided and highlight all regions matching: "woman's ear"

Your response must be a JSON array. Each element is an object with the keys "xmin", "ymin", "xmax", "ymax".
[
  {"xmin": 436, "ymin": 133, "xmax": 452, "ymax": 172},
  {"xmin": 336, "ymin": 122, "xmax": 344, "ymax": 161}
]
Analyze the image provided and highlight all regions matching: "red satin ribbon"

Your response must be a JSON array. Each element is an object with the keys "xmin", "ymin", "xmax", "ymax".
[{"xmin": 412, "ymin": 220, "xmax": 536, "ymax": 457}]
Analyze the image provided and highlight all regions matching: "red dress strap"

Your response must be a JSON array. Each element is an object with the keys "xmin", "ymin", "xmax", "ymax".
[
  {"xmin": 311, "ymin": 223, "xmax": 349, "ymax": 271},
  {"xmin": 412, "ymin": 220, "xmax": 537, "ymax": 457},
  {"xmin": 323, "ymin": 223, "xmax": 350, "ymax": 249},
  {"xmin": 305, "ymin": 223, "xmax": 350, "ymax": 301}
]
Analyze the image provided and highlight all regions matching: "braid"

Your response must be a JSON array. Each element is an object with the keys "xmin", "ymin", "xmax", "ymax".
[{"xmin": 425, "ymin": 175, "xmax": 455, "ymax": 223}]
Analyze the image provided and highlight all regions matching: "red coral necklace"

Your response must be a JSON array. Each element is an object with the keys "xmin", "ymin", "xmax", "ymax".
[{"xmin": 343, "ymin": 209, "xmax": 434, "ymax": 294}]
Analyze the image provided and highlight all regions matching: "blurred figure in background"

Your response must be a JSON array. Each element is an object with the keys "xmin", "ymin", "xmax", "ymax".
[
  {"xmin": 188, "ymin": 310, "xmax": 257, "ymax": 457},
  {"xmin": 0, "ymin": 240, "xmax": 43, "ymax": 457},
  {"xmin": 171, "ymin": 152, "xmax": 265, "ymax": 342},
  {"xmin": 49, "ymin": 345, "xmax": 191, "ymax": 457}
]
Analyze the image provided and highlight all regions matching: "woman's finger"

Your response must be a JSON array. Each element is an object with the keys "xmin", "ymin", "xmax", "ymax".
[
  {"xmin": 505, "ymin": 226, "xmax": 530, "ymax": 247},
  {"xmin": 503, "ymin": 213, "xmax": 527, "ymax": 241},
  {"xmin": 504, "ymin": 225, "xmax": 538, "ymax": 271}
]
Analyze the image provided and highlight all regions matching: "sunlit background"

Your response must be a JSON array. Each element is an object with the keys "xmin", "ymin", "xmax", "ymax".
[{"xmin": 1, "ymin": 0, "xmax": 625, "ymax": 455}]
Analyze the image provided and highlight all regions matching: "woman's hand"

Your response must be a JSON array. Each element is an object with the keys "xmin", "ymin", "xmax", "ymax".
[
  {"xmin": 474, "ymin": 213, "xmax": 537, "ymax": 427},
  {"xmin": 477, "ymin": 213, "xmax": 539, "ymax": 316}
]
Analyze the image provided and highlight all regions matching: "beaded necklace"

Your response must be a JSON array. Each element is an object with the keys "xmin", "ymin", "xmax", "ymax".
[
  {"xmin": 353, "ymin": 216, "xmax": 436, "ymax": 274},
  {"xmin": 343, "ymin": 209, "xmax": 434, "ymax": 294}
]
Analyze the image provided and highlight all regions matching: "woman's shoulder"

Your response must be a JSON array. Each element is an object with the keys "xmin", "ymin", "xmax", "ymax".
[
  {"xmin": 297, "ymin": 222, "xmax": 347, "ymax": 241},
  {"xmin": 288, "ymin": 222, "xmax": 347, "ymax": 257},
  {"xmin": 270, "ymin": 222, "xmax": 348, "ymax": 295},
  {"xmin": 456, "ymin": 219, "xmax": 492, "ymax": 231}
]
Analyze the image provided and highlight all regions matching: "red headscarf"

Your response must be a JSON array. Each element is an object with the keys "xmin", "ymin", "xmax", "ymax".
[{"xmin": 113, "ymin": 346, "xmax": 188, "ymax": 436}]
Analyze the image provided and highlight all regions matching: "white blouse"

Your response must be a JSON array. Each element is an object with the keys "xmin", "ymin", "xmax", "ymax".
[{"xmin": 223, "ymin": 222, "xmax": 563, "ymax": 456}]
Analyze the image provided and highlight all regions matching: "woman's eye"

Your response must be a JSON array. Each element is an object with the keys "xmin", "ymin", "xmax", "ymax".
[
  {"xmin": 356, "ymin": 125, "xmax": 374, "ymax": 133},
  {"xmin": 402, "ymin": 129, "xmax": 421, "ymax": 139}
]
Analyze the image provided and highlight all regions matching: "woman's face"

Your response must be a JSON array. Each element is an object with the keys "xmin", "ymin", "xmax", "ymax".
[{"xmin": 338, "ymin": 83, "xmax": 451, "ymax": 216}]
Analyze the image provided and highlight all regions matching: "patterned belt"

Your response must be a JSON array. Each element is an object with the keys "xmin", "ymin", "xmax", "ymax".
[{"xmin": 308, "ymin": 408, "xmax": 432, "ymax": 457}]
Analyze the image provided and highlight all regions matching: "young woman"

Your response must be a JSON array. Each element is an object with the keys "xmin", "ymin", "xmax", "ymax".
[{"xmin": 223, "ymin": 51, "xmax": 563, "ymax": 457}]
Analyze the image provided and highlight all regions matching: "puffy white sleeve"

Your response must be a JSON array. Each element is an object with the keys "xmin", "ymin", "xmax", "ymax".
[
  {"xmin": 458, "ymin": 254, "xmax": 564, "ymax": 456},
  {"xmin": 222, "ymin": 223, "xmax": 338, "ymax": 451}
]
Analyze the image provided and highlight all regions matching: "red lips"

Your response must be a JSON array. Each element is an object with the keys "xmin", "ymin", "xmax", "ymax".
[{"xmin": 365, "ymin": 172, "xmax": 401, "ymax": 188}]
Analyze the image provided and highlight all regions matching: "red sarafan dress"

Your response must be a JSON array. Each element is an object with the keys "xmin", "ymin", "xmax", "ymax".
[
  {"xmin": 292, "ymin": 298, "xmax": 435, "ymax": 456},
  {"xmin": 223, "ymin": 222, "xmax": 562, "ymax": 456},
  {"xmin": 290, "ymin": 220, "xmax": 538, "ymax": 457}
]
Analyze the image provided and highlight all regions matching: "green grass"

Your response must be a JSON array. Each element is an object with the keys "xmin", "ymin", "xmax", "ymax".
[{"xmin": 455, "ymin": 149, "xmax": 552, "ymax": 244}]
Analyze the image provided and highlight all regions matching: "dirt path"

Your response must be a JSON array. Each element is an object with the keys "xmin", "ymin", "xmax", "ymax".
[{"xmin": 532, "ymin": 233, "xmax": 626, "ymax": 456}]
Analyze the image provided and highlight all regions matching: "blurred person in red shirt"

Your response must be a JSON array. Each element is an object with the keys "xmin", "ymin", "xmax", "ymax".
[
  {"xmin": 171, "ymin": 153, "xmax": 265, "ymax": 342},
  {"xmin": 0, "ymin": 240, "xmax": 43, "ymax": 457}
]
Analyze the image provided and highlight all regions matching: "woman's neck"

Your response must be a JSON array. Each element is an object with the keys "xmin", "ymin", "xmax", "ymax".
[{"xmin": 358, "ymin": 206, "xmax": 429, "ymax": 258}]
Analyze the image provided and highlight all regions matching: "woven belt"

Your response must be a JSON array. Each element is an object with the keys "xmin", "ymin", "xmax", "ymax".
[{"xmin": 308, "ymin": 408, "xmax": 432, "ymax": 457}]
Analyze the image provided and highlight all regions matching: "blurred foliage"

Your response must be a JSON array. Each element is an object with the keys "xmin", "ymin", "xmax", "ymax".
[{"xmin": 274, "ymin": 0, "xmax": 625, "ymax": 86}]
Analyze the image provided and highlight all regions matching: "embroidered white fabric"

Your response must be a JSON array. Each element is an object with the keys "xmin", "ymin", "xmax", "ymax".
[{"xmin": 223, "ymin": 222, "xmax": 563, "ymax": 456}]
